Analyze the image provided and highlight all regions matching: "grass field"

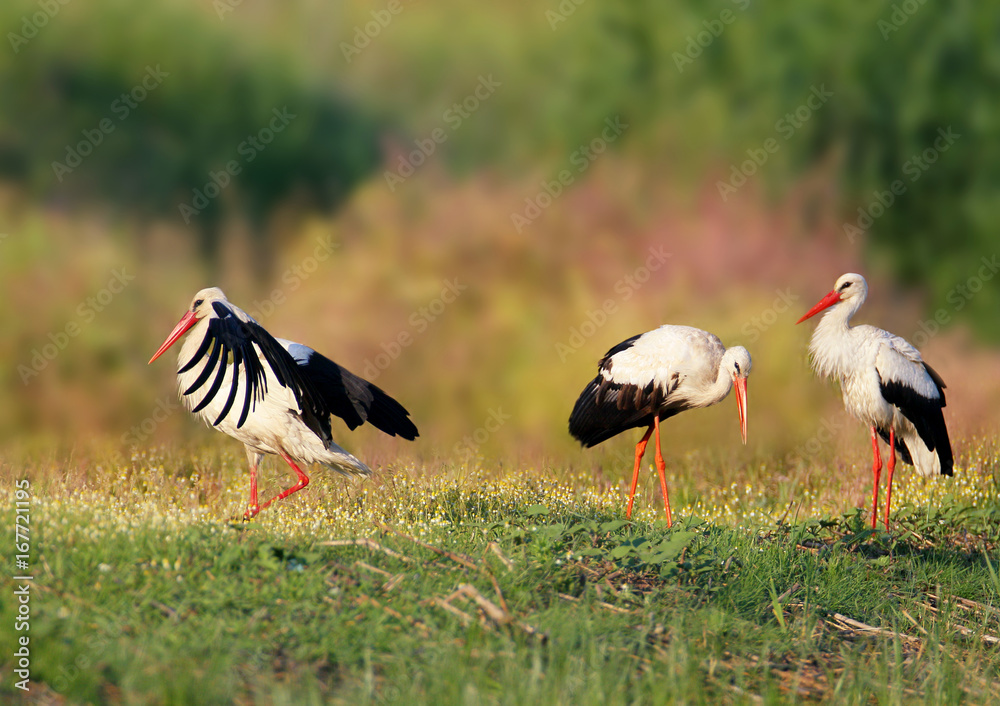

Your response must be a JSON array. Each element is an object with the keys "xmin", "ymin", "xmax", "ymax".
[{"xmin": 3, "ymin": 440, "xmax": 1000, "ymax": 705}]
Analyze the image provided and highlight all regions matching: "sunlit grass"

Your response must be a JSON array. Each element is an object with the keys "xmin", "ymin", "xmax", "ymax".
[
  {"xmin": 2, "ymin": 439, "xmax": 1000, "ymax": 704},
  {"xmin": 9, "ymin": 436, "xmax": 998, "ymax": 543}
]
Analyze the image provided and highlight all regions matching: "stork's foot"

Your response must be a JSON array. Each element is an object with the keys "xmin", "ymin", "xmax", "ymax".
[
  {"xmin": 253, "ymin": 452, "xmax": 311, "ymax": 514},
  {"xmin": 229, "ymin": 505, "xmax": 259, "ymax": 523}
]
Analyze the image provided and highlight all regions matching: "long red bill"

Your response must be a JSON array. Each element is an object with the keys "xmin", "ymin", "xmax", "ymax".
[
  {"xmin": 796, "ymin": 290, "xmax": 842, "ymax": 324},
  {"xmin": 734, "ymin": 376, "xmax": 748, "ymax": 445},
  {"xmin": 148, "ymin": 310, "xmax": 198, "ymax": 364}
]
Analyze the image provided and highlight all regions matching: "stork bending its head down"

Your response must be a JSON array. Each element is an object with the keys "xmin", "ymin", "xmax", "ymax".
[
  {"xmin": 149, "ymin": 287, "xmax": 418, "ymax": 519},
  {"xmin": 568, "ymin": 325, "xmax": 751, "ymax": 525},
  {"xmin": 797, "ymin": 273, "xmax": 953, "ymax": 530}
]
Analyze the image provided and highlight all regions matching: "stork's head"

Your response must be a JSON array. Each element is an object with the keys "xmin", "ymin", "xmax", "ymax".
[
  {"xmin": 188, "ymin": 287, "xmax": 228, "ymax": 317},
  {"xmin": 148, "ymin": 287, "xmax": 229, "ymax": 364},
  {"xmin": 796, "ymin": 273, "xmax": 868, "ymax": 324},
  {"xmin": 722, "ymin": 346, "xmax": 751, "ymax": 444}
]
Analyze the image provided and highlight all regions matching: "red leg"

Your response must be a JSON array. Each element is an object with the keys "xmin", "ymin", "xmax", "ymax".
[
  {"xmin": 254, "ymin": 452, "xmax": 310, "ymax": 515},
  {"xmin": 245, "ymin": 457, "xmax": 260, "ymax": 519},
  {"xmin": 869, "ymin": 427, "xmax": 883, "ymax": 530},
  {"xmin": 884, "ymin": 429, "xmax": 896, "ymax": 532},
  {"xmin": 653, "ymin": 415, "xmax": 672, "ymax": 527},
  {"xmin": 626, "ymin": 425, "xmax": 654, "ymax": 520}
]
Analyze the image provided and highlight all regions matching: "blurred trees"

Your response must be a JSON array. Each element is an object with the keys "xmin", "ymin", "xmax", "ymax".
[
  {"xmin": 0, "ymin": 1, "xmax": 380, "ymax": 278},
  {"xmin": 1, "ymin": 0, "xmax": 997, "ymax": 335},
  {"xmin": 340, "ymin": 0, "xmax": 999, "ymax": 339}
]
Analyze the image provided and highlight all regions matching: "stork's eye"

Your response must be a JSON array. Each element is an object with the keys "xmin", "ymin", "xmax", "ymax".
[
  {"xmin": 838, "ymin": 282, "xmax": 850, "ymax": 292},
  {"xmin": 734, "ymin": 362, "xmax": 741, "ymax": 374},
  {"xmin": 192, "ymin": 298, "xmax": 204, "ymax": 310}
]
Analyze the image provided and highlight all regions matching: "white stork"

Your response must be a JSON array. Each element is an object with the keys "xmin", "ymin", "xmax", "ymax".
[
  {"xmin": 796, "ymin": 273, "xmax": 953, "ymax": 530},
  {"xmin": 569, "ymin": 325, "xmax": 751, "ymax": 525},
  {"xmin": 148, "ymin": 287, "xmax": 418, "ymax": 519}
]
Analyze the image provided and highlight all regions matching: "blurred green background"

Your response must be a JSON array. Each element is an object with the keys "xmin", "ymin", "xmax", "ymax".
[{"xmin": 1, "ymin": 0, "xmax": 998, "ymax": 468}]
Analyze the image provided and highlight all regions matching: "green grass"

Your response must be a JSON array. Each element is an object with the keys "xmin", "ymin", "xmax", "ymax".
[{"xmin": 3, "ymin": 447, "xmax": 1000, "ymax": 704}]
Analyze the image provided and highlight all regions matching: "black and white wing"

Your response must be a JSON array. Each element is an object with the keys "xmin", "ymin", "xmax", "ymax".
[
  {"xmin": 568, "ymin": 326, "xmax": 715, "ymax": 447},
  {"xmin": 874, "ymin": 334, "xmax": 953, "ymax": 475},
  {"xmin": 179, "ymin": 301, "xmax": 330, "ymax": 433},
  {"xmin": 281, "ymin": 340, "xmax": 419, "ymax": 441}
]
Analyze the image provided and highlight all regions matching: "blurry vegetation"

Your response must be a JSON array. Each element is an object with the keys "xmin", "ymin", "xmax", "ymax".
[
  {"xmin": 2, "ymin": 0, "xmax": 997, "ymax": 331},
  {"xmin": 0, "ymin": 0, "xmax": 381, "ymax": 276},
  {"xmin": 1, "ymin": 0, "xmax": 998, "ymax": 451},
  {"xmin": 342, "ymin": 0, "xmax": 1000, "ymax": 337}
]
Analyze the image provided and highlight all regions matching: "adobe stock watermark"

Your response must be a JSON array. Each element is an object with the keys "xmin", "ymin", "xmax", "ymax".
[
  {"xmin": 121, "ymin": 397, "xmax": 179, "ymax": 447},
  {"xmin": 12, "ymin": 478, "xmax": 32, "ymax": 693},
  {"xmin": 910, "ymin": 254, "xmax": 998, "ymax": 348},
  {"xmin": 384, "ymin": 75, "xmax": 501, "ymax": 191},
  {"xmin": 178, "ymin": 107, "xmax": 296, "ymax": 223},
  {"xmin": 51, "ymin": 65, "xmax": 169, "ymax": 182},
  {"xmin": 247, "ymin": 235, "xmax": 340, "ymax": 321},
  {"xmin": 213, "ymin": 0, "xmax": 242, "ymax": 18},
  {"xmin": 213, "ymin": 0, "xmax": 275, "ymax": 19},
  {"xmin": 555, "ymin": 245, "xmax": 671, "ymax": 362},
  {"xmin": 340, "ymin": 0, "xmax": 405, "ymax": 63},
  {"xmin": 361, "ymin": 278, "xmax": 467, "ymax": 381},
  {"xmin": 510, "ymin": 115, "xmax": 628, "ymax": 233},
  {"xmin": 8, "ymin": 0, "xmax": 72, "ymax": 54},
  {"xmin": 740, "ymin": 288, "xmax": 799, "ymax": 344},
  {"xmin": 546, "ymin": 0, "xmax": 586, "ymax": 30},
  {"xmin": 842, "ymin": 126, "xmax": 960, "ymax": 243},
  {"xmin": 878, "ymin": 0, "xmax": 927, "ymax": 40},
  {"xmin": 716, "ymin": 84, "xmax": 833, "ymax": 202},
  {"xmin": 17, "ymin": 268, "xmax": 135, "ymax": 385},
  {"xmin": 672, "ymin": 0, "xmax": 751, "ymax": 73},
  {"xmin": 453, "ymin": 407, "xmax": 511, "ymax": 456}
]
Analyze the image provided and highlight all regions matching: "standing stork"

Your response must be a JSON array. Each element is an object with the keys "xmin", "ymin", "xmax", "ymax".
[
  {"xmin": 148, "ymin": 287, "xmax": 418, "ymax": 519},
  {"xmin": 796, "ymin": 273, "xmax": 953, "ymax": 530},
  {"xmin": 568, "ymin": 325, "xmax": 751, "ymax": 525}
]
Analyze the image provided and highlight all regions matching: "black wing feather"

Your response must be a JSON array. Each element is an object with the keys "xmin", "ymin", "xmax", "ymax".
[
  {"xmin": 181, "ymin": 303, "xmax": 322, "ymax": 438},
  {"xmin": 183, "ymin": 336, "xmax": 222, "ymax": 395},
  {"xmin": 569, "ymin": 374, "xmax": 677, "ymax": 448},
  {"xmin": 292, "ymin": 347, "xmax": 418, "ymax": 440},
  {"xmin": 599, "ymin": 333, "xmax": 643, "ymax": 372},
  {"xmin": 211, "ymin": 302, "xmax": 337, "ymax": 439},
  {"xmin": 191, "ymin": 340, "xmax": 230, "ymax": 414},
  {"xmin": 212, "ymin": 344, "xmax": 242, "ymax": 426},
  {"xmin": 185, "ymin": 302, "xmax": 418, "ymax": 442},
  {"xmin": 178, "ymin": 332, "xmax": 213, "ymax": 374},
  {"xmin": 877, "ymin": 429, "xmax": 914, "ymax": 466},
  {"xmin": 236, "ymin": 361, "xmax": 255, "ymax": 428},
  {"xmin": 877, "ymin": 368, "xmax": 953, "ymax": 476}
]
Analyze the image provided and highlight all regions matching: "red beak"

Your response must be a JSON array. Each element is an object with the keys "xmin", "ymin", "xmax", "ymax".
[
  {"xmin": 148, "ymin": 310, "xmax": 199, "ymax": 364},
  {"xmin": 796, "ymin": 290, "xmax": 842, "ymax": 324},
  {"xmin": 734, "ymin": 376, "xmax": 748, "ymax": 444}
]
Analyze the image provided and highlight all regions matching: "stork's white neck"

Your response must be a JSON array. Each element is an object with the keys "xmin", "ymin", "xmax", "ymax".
[
  {"xmin": 708, "ymin": 364, "xmax": 736, "ymax": 406},
  {"xmin": 685, "ymin": 354, "xmax": 736, "ymax": 408},
  {"xmin": 808, "ymin": 295, "xmax": 865, "ymax": 381}
]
